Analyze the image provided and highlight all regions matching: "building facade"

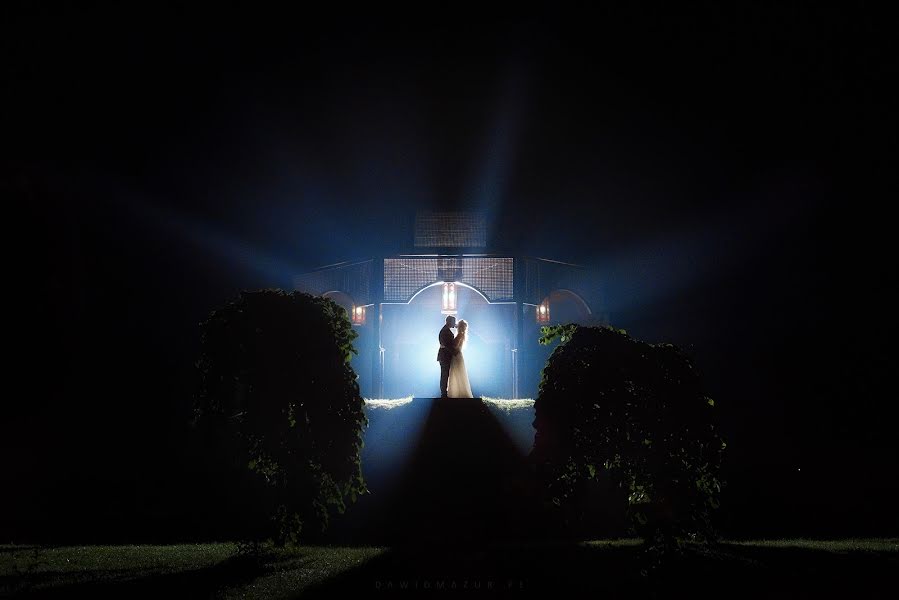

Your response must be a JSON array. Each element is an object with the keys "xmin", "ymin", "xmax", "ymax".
[{"xmin": 294, "ymin": 212, "xmax": 607, "ymax": 398}]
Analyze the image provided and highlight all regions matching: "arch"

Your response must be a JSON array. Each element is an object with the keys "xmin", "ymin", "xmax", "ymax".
[
  {"xmin": 406, "ymin": 280, "xmax": 492, "ymax": 305},
  {"xmin": 321, "ymin": 290, "xmax": 355, "ymax": 312},
  {"xmin": 545, "ymin": 288, "xmax": 593, "ymax": 317},
  {"xmin": 322, "ymin": 290, "xmax": 355, "ymax": 301}
]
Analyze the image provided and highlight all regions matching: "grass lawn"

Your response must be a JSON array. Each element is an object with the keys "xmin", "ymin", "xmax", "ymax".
[
  {"xmin": 2, "ymin": 539, "xmax": 897, "ymax": 598},
  {"xmin": 0, "ymin": 544, "xmax": 386, "ymax": 598}
]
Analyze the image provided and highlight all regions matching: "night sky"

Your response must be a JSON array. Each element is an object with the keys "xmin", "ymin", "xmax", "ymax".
[{"xmin": 5, "ymin": 4, "xmax": 897, "ymax": 539}]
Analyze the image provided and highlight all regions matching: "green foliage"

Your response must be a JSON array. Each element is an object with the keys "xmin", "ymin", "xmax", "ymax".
[
  {"xmin": 538, "ymin": 323, "xmax": 581, "ymax": 346},
  {"xmin": 194, "ymin": 290, "xmax": 367, "ymax": 545},
  {"xmin": 533, "ymin": 324, "xmax": 725, "ymax": 553}
]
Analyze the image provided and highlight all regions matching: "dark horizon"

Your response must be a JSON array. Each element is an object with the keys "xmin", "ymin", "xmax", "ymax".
[{"xmin": 5, "ymin": 3, "xmax": 897, "ymax": 542}]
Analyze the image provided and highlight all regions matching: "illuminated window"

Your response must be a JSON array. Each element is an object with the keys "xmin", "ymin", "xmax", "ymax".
[
  {"xmin": 442, "ymin": 282, "xmax": 457, "ymax": 313},
  {"xmin": 351, "ymin": 304, "xmax": 366, "ymax": 326}
]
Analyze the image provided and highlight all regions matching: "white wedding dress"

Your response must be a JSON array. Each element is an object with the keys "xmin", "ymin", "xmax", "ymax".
[{"xmin": 446, "ymin": 337, "xmax": 474, "ymax": 398}]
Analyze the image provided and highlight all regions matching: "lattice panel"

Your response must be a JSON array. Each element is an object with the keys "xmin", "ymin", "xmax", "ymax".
[
  {"xmin": 294, "ymin": 260, "xmax": 374, "ymax": 306},
  {"xmin": 384, "ymin": 257, "xmax": 513, "ymax": 303},
  {"xmin": 414, "ymin": 212, "xmax": 487, "ymax": 248}
]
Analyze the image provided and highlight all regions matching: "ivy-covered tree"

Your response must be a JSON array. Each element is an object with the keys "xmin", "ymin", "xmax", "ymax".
[
  {"xmin": 532, "ymin": 324, "xmax": 725, "ymax": 551},
  {"xmin": 194, "ymin": 290, "xmax": 367, "ymax": 545}
]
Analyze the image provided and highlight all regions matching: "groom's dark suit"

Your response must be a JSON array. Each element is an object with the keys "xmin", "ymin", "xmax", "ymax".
[{"xmin": 437, "ymin": 324, "xmax": 456, "ymax": 397}]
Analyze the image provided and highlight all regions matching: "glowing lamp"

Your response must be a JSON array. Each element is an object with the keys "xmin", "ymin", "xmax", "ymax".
[
  {"xmin": 442, "ymin": 282, "xmax": 457, "ymax": 314},
  {"xmin": 537, "ymin": 300, "xmax": 550, "ymax": 323},
  {"xmin": 351, "ymin": 304, "xmax": 366, "ymax": 326}
]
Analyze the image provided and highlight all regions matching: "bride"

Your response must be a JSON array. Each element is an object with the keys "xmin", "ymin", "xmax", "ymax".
[{"xmin": 447, "ymin": 319, "xmax": 474, "ymax": 398}]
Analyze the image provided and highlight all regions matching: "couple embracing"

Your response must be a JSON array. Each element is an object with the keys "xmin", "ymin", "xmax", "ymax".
[{"xmin": 436, "ymin": 315, "xmax": 474, "ymax": 398}]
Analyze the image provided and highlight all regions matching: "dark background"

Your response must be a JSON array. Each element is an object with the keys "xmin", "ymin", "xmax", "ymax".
[{"xmin": 4, "ymin": 3, "xmax": 897, "ymax": 541}]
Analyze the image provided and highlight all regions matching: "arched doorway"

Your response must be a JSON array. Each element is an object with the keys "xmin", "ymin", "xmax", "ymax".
[
  {"xmin": 380, "ymin": 282, "xmax": 516, "ymax": 398},
  {"xmin": 545, "ymin": 289, "xmax": 592, "ymax": 323}
]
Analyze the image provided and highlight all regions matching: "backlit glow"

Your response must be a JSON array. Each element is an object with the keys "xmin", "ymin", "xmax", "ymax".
[{"xmin": 364, "ymin": 396, "xmax": 414, "ymax": 409}]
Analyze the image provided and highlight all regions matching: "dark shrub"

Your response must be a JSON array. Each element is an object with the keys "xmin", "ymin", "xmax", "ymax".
[
  {"xmin": 532, "ymin": 324, "xmax": 725, "ymax": 549},
  {"xmin": 194, "ymin": 290, "xmax": 367, "ymax": 544}
]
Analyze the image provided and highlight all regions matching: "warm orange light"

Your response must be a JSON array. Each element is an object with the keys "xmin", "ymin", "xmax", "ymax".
[
  {"xmin": 537, "ymin": 299, "xmax": 550, "ymax": 323},
  {"xmin": 351, "ymin": 304, "xmax": 366, "ymax": 326}
]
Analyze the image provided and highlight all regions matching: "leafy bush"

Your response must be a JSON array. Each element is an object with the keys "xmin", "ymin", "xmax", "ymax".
[
  {"xmin": 193, "ymin": 290, "xmax": 367, "ymax": 544},
  {"xmin": 532, "ymin": 324, "xmax": 725, "ymax": 551}
]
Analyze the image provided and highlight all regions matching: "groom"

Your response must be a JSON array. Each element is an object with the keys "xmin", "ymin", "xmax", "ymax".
[{"xmin": 437, "ymin": 315, "xmax": 458, "ymax": 398}]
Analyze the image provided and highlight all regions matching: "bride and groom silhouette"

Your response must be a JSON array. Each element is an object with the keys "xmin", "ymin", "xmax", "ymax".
[{"xmin": 437, "ymin": 315, "xmax": 474, "ymax": 398}]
